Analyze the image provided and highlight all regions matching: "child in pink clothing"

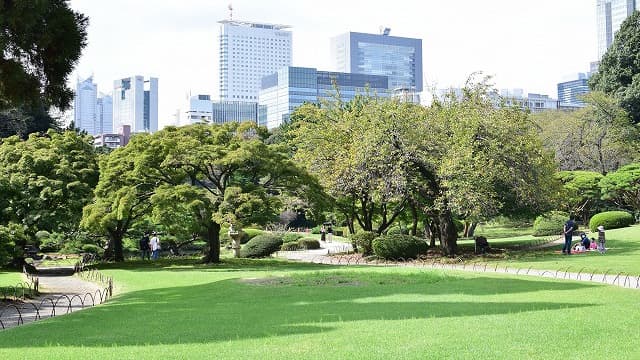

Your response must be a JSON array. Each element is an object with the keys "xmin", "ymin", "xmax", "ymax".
[{"xmin": 589, "ymin": 238, "xmax": 598, "ymax": 250}]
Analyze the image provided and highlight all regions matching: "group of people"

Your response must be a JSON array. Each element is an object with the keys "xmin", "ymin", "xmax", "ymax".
[
  {"xmin": 139, "ymin": 231, "xmax": 161, "ymax": 260},
  {"xmin": 562, "ymin": 217, "xmax": 606, "ymax": 255},
  {"xmin": 320, "ymin": 224, "xmax": 333, "ymax": 242}
]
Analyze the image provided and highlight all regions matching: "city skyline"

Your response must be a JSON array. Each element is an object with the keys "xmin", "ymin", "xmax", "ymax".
[{"xmin": 68, "ymin": 0, "xmax": 597, "ymax": 128}]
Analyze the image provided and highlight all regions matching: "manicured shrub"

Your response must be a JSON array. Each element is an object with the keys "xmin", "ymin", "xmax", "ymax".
[
  {"xmin": 298, "ymin": 238, "xmax": 320, "ymax": 250},
  {"xmin": 386, "ymin": 226, "xmax": 408, "ymax": 235},
  {"xmin": 533, "ymin": 211, "xmax": 570, "ymax": 236},
  {"xmin": 81, "ymin": 244, "xmax": 103, "ymax": 255},
  {"xmin": 350, "ymin": 231, "xmax": 377, "ymax": 256},
  {"xmin": 372, "ymin": 234, "xmax": 428, "ymax": 260},
  {"xmin": 280, "ymin": 242, "xmax": 299, "ymax": 251},
  {"xmin": 39, "ymin": 237, "xmax": 60, "ymax": 253},
  {"xmin": 241, "ymin": 234, "xmax": 283, "ymax": 258},
  {"xmin": 243, "ymin": 228, "xmax": 264, "ymax": 241},
  {"xmin": 310, "ymin": 226, "xmax": 321, "ymax": 234},
  {"xmin": 589, "ymin": 211, "xmax": 634, "ymax": 232},
  {"xmin": 282, "ymin": 233, "xmax": 304, "ymax": 243}
]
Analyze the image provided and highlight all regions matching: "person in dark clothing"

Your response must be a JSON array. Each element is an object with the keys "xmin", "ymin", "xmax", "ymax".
[
  {"xmin": 140, "ymin": 232, "xmax": 151, "ymax": 260},
  {"xmin": 580, "ymin": 232, "xmax": 590, "ymax": 249},
  {"xmin": 562, "ymin": 218, "xmax": 576, "ymax": 255}
]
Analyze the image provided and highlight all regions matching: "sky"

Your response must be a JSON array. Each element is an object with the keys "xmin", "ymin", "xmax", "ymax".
[{"xmin": 68, "ymin": 0, "xmax": 597, "ymax": 128}]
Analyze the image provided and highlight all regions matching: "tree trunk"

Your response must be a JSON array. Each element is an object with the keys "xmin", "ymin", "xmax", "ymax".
[
  {"xmin": 203, "ymin": 222, "xmax": 221, "ymax": 263},
  {"xmin": 427, "ymin": 218, "xmax": 440, "ymax": 248},
  {"xmin": 463, "ymin": 221, "xmax": 470, "ymax": 238},
  {"xmin": 410, "ymin": 203, "xmax": 418, "ymax": 236},
  {"xmin": 438, "ymin": 209, "xmax": 458, "ymax": 256},
  {"xmin": 467, "ymin": 222, "xmax": 478, "ymax": 238},
  {"xmin": 107, "ymin": 230, "xmax": 125, "ymax": 262}
]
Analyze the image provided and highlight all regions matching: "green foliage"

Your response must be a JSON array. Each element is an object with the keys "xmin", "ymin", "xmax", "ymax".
[
  {"xmin": 350, "ymin": 231, "xmax": 377, "ymax": 256},
  {"xmin": 310, "ymin": 226, "xmax": 321, "ymax": 234},
  {"xmin": 452, "ymin": 219, "xmax": 464, "ymax": 233},
  {"xmin": 588, "ymin": 211, "xmax": 634, "ymax": 232},
  {"xmin": 372, "ymin": 234, "xmax": 428, "ymax": 260},
  {"xmin": 81, "ymin": 244, "xmax": 103, "ymax": 255},
  {"xmin": 533, "ymin": 211, "xmax": 570, "ymax": 236},
  {"xmin": 240, "ymin": 234, "xmax": 283, "ymax": 258},
  {"xmin": 282, "ymin": 233, "xmax": 304, "ymax": 243},
  {"xmin": 0, "ymin": 223, "xmax": 30, "ymax": 266},
  {"xmin": 280, "ymin": 242, "xmax": 299, "ymax": 251},
  {"xmin": 599, "ymin": 163, "xmax": 640, "ymax": 212},
  {"xmin": 555, "ymin": 171, "xmax": 605, "ymax": 222},
  {"xmin": 386, "ymin": 226, "xmax": 408, "ymax": 235},
  {"xmin": 243, "ymin": 228, "xmax": 264, "ymax": 240},
  {"xmin": 0, "ymin": 1, "xmax": 88, "ymax": 112},
  {"xmin": 590, "ymin": 11, "xmax": 640, "ymax": 124},
  {"xmin": 532, "ymin": 93, "xmax": 638, "ymax": 173},
  {"xmin": 297, "ymin": 238, "xmax": 320, "ymax": 250}
]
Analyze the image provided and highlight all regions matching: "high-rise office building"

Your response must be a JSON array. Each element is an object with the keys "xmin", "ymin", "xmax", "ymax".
[
  {"xmin": 331, "ymin": 31, "xmax": 423, "ymax": 93},
  {"xmin": 218, "ymin": 19, "xmax": 292, "ymax": 102},
  {"xmin": 179, "ymin": 94, "xmax": 266, "ymax": 126},
  {"xmin": 597, "ymin": 0, "xmax": 637, "ymax": 59},
  {"xmin": 557, "ymin": 73, "xmax": 590, "ymax": 107},
  {"xmin": 96, "ymin": 94, "xmax": 113, "ymax": 134},
  {"xmin": 74, "ymin": 77, "xmax": 113, "ymax": 135},
  {"xmin": 112, "ymin": 76, "xmax": 158, "ymax": 133},
  {"xmin": 74, "ymin": 77, "xmax": 98, "ymax": 135},
  {"xmin": 259, "ymin": 66, "xmax": 390, "ymax": 129}
]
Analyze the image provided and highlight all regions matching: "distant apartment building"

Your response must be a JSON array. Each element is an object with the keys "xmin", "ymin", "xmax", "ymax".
[
  {"xmin": 218, "ymin": 19, "xmax": 292, "ymax": 102},
  {"xmin": 179, "ymin": 95, "xmax": 266, "ymax": 126},
  {"xmin": 331, "ymin": 31, "xmax": 423, "ymax": 94},
  {"xmin": 112, "ymin": 76, "xmax": 158, "ymax": 133},
  {"xmin": 597, "ymin": 0, "xmax": 637, "ymax": 59},
  {"xmin": 93, "ymin": 124, "xmax": 131, "ymax": 149},
  {"xmin": 434, "ymin": 88, "xmax": 558, "ymax": 113},
  {"xmin": 557, "ymin": 73, "xmax": 591, "ymax": 107},
  {"xmin": 74, "ymin": 76, "xmax": 113, "ymax": 135},
  {"xmin": 259, "ymin": 66, "xmax": 390, "ymax": 129}
]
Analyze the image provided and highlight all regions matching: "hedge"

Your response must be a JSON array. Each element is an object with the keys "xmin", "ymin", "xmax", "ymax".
[
  {"xmin": 298, "ymin": 238, "xmax": 320, "ymax": 249},
  {"xmin": 372, "ymin": 234, "xmax": 428, "ymax": 260},
  {"xmin": 589, "ymin": 211, "xmax": 634, "ymax": 232},
  {"xmin": 241, "ymin": 234, "xmax": 283, "ymax": 258},
  {"xmin": 533, "ymin": 211, "xmax": 570, "ymax": 236},
  {"xmin": 350, "ymin": 231, "xmax": 377, "ymax": 256},
  {"xmin": 282, "ymin": 233, "xmax": 304, "ymax": 243}
]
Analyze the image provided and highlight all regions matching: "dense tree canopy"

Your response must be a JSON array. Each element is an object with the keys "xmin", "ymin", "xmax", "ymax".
[
  {"xmin": 590, "ymin": 11, "xmax": 640, "ymax": 123},
  {"xmin": 599, "ymin": 163, "xmax": 640, "ymax": 214},
  {"xmin": 0, "ymin": 0, "xmax": 88, "ymax": 111},
  {"xmin": 533, "ymin": 92, "xmax": 639, "ymax": 174},
  {"xmin": 555, "ymin": 170, "xmax": 605, "ymax": 223}
]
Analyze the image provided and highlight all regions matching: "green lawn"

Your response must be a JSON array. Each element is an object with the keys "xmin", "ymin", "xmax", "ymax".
[
  {"xmin": 0, "ymin": 259, "xmax": 639, "ymax": 359},
  {"xmin": 469, "ymin": 225, "xmax": 640, "ymax": 276},
  {"xmin": 0, "ymin": 270, "xmax": 24, "ymax": 287}
]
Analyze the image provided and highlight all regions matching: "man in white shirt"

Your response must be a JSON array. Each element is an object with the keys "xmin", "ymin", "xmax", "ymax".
[{"xmin": 150, "ymin": 232, "xmax": 161, "ymax": 260}]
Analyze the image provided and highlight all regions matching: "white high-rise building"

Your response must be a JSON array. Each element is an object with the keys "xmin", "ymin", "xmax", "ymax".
[
  {"xmin": 96, "ymin": 94, "xmax": 113, "ymax": 134},
  {"xmin": 218, "ymin": 19, "xmax": 292, "ymax": 102},
  {"xmin": 74, "ymin": 76, "xmax": 98, "ymax": 135},
  {"xmin": 597, "ymin": 0, "xmax": 637, "ymax": 59},
  {"xmin": 112, "ymin": 76, "xmax": 158, "ymax": 133}
]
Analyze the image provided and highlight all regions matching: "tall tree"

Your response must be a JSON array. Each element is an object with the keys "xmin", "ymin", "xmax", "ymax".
[
  {"xmin": 590, "ymin": 10, "xmax": 640, "ymax": 123},
  {"xmin": 599, "ymin": 163, "xmax": 640, "ymax": 214},
  {"xmin": 555, "ymin": 171, "xmax": 605, "ymax": 224},
  {"xmin": 0, "ymin": 0, "xmax": 88, "ymax": 111}
]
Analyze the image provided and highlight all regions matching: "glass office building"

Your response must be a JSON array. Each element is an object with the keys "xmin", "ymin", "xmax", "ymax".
[
  {"xmin": 259, "ymin": 67, "xmax": 389, "ymax": 129},
  {"xmin": 113, "ymin": 76, "xmax": 158, "ymax": 133},
  {"xmin": 331, "ymin": 31, "xmax": 422, "ymax": 92},
  {"xmin": 557, "ymin": 73, "xmax": 590, "ymax": 107},
  {"xmin": 179, "ymin": 95, "xmax": 266, "ymax": 125},
  {"xmin": 597, "ymin": 0, "xmax": 637, "ymax": 59}
]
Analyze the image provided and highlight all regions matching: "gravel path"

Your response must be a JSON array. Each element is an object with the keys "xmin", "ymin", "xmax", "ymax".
[
  {"xmin": 0, "ymin": 268, "xmax": 106, "ymax": 330},
  {"xmin": 277, "ymin": 240, "xmax": 639, "ymax": 290}
]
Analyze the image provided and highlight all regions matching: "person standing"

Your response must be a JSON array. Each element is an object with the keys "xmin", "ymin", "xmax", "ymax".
[
  {"xmin": 139, "ymin": 232, "xmax": 151, "ymax": 260},
  {"xmin": 320, "ymin": 225, "xmax": 326, "ymax": 242},
  {"xmin": 327, "ymin": 225, "xmax": 333, "ymax": 243},
  {"xmin": 150, "ymin": 231, "xmax": 161, "ymax": 260},
  {"xmin": 597, "ymin": 225, "xmax": 606, "ymax": 254},
  {"xmin": 562, "ymin": 217, "xmax": 576, "ymax": 255}
]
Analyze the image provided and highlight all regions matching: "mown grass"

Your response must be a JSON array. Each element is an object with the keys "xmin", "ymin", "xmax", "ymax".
[
  {"xmin": 0, "ymin": 270, "xmax": 23, "ymax": 287},
  {"xmin": 0, "ymin": 259, "xmax": 639, "ymax": 359},
  {"xmin": 467, "ymin": 225, "xmax": 640, "ymax": 275}
]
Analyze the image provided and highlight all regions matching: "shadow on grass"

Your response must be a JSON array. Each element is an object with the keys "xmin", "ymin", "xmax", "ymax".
[{"xmin": 0, "ymin": 270, "xmax": 597, "ymax": 347}]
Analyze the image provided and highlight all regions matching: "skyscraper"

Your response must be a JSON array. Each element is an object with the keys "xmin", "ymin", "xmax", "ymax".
[
  {"xmin": 112, "ymin": 76, "xmax": 158, "ymax": 133},
  {"xmin": 557, "ymin": 73, "xmax": 590, "ymax": 107},
  {"xmin": 331, "ymin": 31, "xmax": 423, "ymax": 93},
  {"xmin": 597, "ymin": 0, "xmax": 637, "ymax": 59},
  {"xmin": 218, "ymin": 19, "xmax": 292, "ymax": 102},
  {"xmin": 96, "ymin": 94, "xmax": 113, "ymax": 134},
  {"xmin": 74, "ymin": 76, "xmax": 98, "ymax": 134}
]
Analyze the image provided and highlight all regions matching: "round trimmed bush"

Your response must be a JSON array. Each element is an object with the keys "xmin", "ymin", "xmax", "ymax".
[
  {"xmin": 310, "ymin": 226, "xmax": 321, "ymax": 234},
  {"xmin": 81, "ymin": 244, "xmax": 103, "ymax": 255},
  {"xmin": 241, "ymin": 234, "xmax": 283, "ymax": 258},
  {"xmin": 533, "ymin": 211, "xmax": 570, "ymax": 236},
  {"xmin": 372, "ymin": 234, "xmax": 428, "ymax": 260},
  {"xmin": 589, "ymin": 211, "xmax": 634, "ymax": 232},
  {"xmin": 386, "ymin": 226, "xmax": 408, "ymax": 236},
  {"xmin": 243, "ymin": 228, "xmax": 264, "ymax": 241},
  {"xmin": 298, "ymin": 238, "xmax": 320, "ymax": 250},
  {"xmin": 350, "ymin": 231, "xmax": 377, "ymax": 256},
  {"xmin": 282, "ymin": 233, "xmax": 304, "ymax": 243},
  {"xmin": 280, "ymin": 242, "xmax": 299, "ymax": 251}
]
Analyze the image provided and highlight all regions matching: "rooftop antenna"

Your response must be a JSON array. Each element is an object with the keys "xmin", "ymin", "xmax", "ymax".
[{"xmin": 228, "ymin": 3, "xmax": 233, "ymax": 21}]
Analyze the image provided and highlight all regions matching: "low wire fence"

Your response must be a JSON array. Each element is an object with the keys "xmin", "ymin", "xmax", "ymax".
[{"xmin": 0, "ymin": 255, "xmax": 114, "ymax": 330}]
